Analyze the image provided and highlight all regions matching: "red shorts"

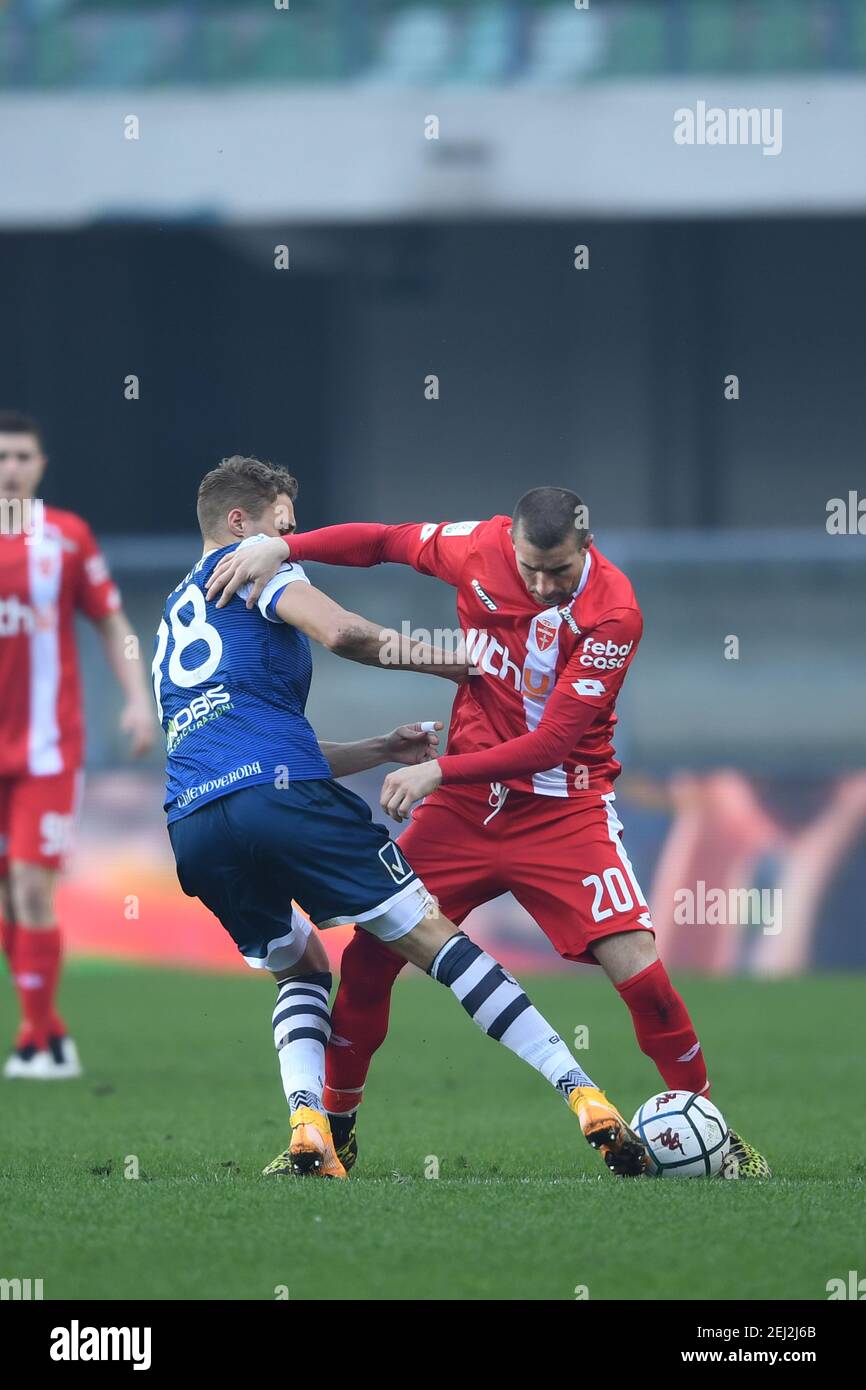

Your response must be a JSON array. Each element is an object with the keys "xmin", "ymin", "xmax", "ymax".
[
  {"xmin": 397, "ymin": 782, "xmax": 654, "ymax": 965},
  {"xmin": 0, "ymin": 770, "xmax": 83, "ymax": 875}
]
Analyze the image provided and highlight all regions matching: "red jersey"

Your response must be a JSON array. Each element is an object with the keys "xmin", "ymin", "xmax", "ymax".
[
  {"xmin": 0, "ymin": 507, "xmax": 120, "ymax": 778},
  {"xmin": 289, "ymin": 515, "xmax": 642, "ymax": 799}
]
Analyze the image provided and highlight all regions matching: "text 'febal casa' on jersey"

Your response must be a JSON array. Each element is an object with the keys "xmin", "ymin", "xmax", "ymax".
[
  {"xmin": 288, "ymin": 515, "xmax": 643, "ymax": 799},
  {"xmin": 0, "ymin": 508, "xmax": 120, "ymax": 778},
  {"xmin": 152, "ymin": 536, "xmax": 331, "ymax": 822}
]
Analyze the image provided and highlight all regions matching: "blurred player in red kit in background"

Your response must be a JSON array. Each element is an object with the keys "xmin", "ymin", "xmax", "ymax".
[{"xmin": 0, "ymin": 411, "xmax": 156, "ymax": 1079}]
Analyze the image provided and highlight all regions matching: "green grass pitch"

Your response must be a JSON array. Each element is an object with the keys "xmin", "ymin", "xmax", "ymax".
[{"xmin": 1, "ymin": 962, "xmax": 864, "ymax": 1301}]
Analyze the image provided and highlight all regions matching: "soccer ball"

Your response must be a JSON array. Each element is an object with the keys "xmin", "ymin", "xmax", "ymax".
[{"xmin": 631, "ymin": 1090, "xmax": 730, "ymax": 1178}]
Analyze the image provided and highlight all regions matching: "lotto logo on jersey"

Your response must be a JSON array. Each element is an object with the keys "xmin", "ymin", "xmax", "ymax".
[
  {"xmin": 579, "ymin": 637, "xmax": 634, "ymax": 671},
  {"xmin": 470, "ymin": 579, "xmax": 498, "ymax": 611},
  {"xmin": 166, "ymin": 685, "xmax": 233, "ymax": 752}
]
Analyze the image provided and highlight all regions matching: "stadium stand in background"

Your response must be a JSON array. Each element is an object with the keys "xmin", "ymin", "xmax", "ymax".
[
  {"xmin": 2, "ymin": 0, "xmax": 864, "ymax": 974},
  {"xmin": 1, "ymin": 0, "xmax": 866, "ymax": 90}
]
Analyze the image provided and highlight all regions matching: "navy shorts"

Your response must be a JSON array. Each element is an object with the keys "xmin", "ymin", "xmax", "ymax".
[{"xmin": 168, "ymin": 778, "xmax": 430, "ymax": 972}]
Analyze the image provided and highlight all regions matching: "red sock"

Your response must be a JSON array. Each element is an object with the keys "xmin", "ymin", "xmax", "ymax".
[
  {"xmin": 1, "ymin": 915, "xmax": 15, "ymax": 970},
  {"xmin": 323, "ymin": 929, "xmax": 405, "ymax": 1114},
  {"xmin": 615, "ymin": 959, "xmax": 709, "ymax": 1097},
  {"xmin": 11, "ymin": 926, "xmax": 65, "ymax": 1051}
]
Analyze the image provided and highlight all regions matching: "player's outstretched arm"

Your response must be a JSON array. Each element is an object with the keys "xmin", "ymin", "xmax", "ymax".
[
  {"xmin": 320, "ymin": 722, "xmax": 442, "ymax": 779},
  {"xmin": 274, "ymin": 583, "xmax": 470, "ymax": 682},
  {"xmin": 206, "ymin": 518, "xmax": 478, "ymax": 608}
]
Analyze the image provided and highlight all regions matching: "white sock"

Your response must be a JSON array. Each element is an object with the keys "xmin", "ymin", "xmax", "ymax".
[
  {"xmin": 271, "ymin": 971, "xmax": 332, "ymax": 1112},
  {"xmin": 428, "ymin": 934, "xmax": 596, "ymax": 1094}
]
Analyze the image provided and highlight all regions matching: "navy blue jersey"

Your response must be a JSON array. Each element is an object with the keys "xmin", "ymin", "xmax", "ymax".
[{"xmin": 152, "ymin": 535, "xmax": 330, "ymax": 822}]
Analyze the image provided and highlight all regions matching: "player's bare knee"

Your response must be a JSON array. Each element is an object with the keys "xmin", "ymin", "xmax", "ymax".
[
  {"xmin": 592, "ymin": 928, "xmax": 657, "ymax": 984},
  {"xmin": 8, "ymin": 862, "xmax": 56, "ymax": 927},
  {"xmin": 385, "ymin": 909, "xmax": 460, "ymax": 972},
  {"xmin": 272, "ymin": 929, "xmax": 329, "ymax": 983}
]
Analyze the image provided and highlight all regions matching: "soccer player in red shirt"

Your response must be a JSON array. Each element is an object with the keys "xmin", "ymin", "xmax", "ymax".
[
  {"xmin": 208, "ymin": 488, "xmax": 769, "ymax": 1177},
  {"xmin": 0, "ymin": 411, "xmax": 156, "ymax": 1079}
]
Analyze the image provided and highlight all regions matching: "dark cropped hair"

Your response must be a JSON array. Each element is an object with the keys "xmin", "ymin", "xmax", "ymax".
[
  {"xmin": 0, "ymin": 410, "xmax": 42, "ymax": 444},
  {"xmin": 513, "ymin": 486, "xmax": 589, "ymax": 549}
]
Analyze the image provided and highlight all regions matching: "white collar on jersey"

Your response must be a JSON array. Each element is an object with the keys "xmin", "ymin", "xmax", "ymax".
[
  {"xmin": 572, "ymin": 548, "xmax": 592, "ymax": 599},
  {"xmin": 201, "ymin": 532, "xmax": 271, "ymax": 560}
]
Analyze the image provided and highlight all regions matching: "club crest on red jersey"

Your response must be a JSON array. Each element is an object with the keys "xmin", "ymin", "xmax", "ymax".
[{"xmin": 534, "ymin": 617, "xmax": 558, "ymax": 652}]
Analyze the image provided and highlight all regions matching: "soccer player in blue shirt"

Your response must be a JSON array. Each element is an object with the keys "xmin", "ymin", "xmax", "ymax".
[{"xmin": 154, "ymin": 455, "xmax": 649, "ymax": 1178}]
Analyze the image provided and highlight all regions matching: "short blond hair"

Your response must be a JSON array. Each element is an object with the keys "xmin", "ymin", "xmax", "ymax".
[{"xmin": 196, "ymin": 455, "xmax": 298, "ymax": 537}]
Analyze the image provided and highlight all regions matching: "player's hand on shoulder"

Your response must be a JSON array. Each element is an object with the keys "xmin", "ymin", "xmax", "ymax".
[
  {"xmin": 120, "ymin": 698, "xmax": 157, "ymax": 758},
  {"xmin": 206, "ymin": 535, "xmax": 289, "ymax": 609},
  {"xmin": 380, "ymin": 759, "xmax": 443, "ymax": 822},
  {"xmin": 385, "ymin": 721, "xmax": 443, "ymax": 765}
]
